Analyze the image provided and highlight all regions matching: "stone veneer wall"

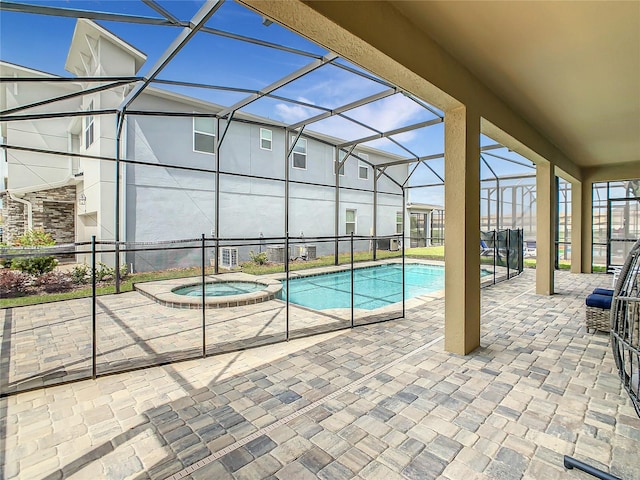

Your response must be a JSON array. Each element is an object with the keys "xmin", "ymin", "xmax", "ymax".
[
  {"xmin": 1, "ymin": 185, "xmax": 76, "ymax": 244},
  {"xmin": 1, "ymin": 193, "xmax": 26, "ymax": 244}
]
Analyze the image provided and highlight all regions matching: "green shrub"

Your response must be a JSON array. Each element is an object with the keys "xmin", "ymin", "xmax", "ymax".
[
  {"xmin": 71, "ymin": 262, "xmax": 128, "ymax": 284},
  {"xmin": 94, "ymin": 262, "xmax": 114, "ymax": 282},
  {"xmin": 71, "ymin": 263, "xmax": 91, "ymax": 284},
  {"xmin": 11, "ymin": 256, "xmax": 59, "ymax": 276},
  {"xmin": 249, "ymin": 250, "xmax": 268, "ymax": 265},
  {"xmin": 10, "ymin": 229, "xmax": 58, "ymax": 275},
  {"xmin": 14, "ymin": 230, "xmax": 55, "ymax": 247},
  {"xmin": 0, "ymin": 242, "xmax": 13, "ymax": 268}
]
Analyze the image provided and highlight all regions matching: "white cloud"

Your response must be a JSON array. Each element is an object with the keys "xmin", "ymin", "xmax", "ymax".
[
  {"xmin": 273, "ymin": 97, "xmax": 318, "ymax": 124},
  {"xmin": 348, "ymin": 94, "xmax": 424, "ymax": 133},
  {"xmin": 272, "ymin": 87, "xmax": 436, "ymax": 158}
]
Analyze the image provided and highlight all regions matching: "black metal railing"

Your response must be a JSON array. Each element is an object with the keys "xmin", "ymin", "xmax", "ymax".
[
  {"xmin": 0, "ymin": 231, "xmax": 526, "ymax": 396},
  {"xmin": 1, "ymin": 234, "xmax": 407, "ymax": 396},
  {"xmin": 480, "ymin": 228, "xmax": 524, "ymax": 286}
]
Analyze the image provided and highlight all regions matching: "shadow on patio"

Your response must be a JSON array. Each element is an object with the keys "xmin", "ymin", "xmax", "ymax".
[{"xmin": 2, "ymin": 270, "xmax": 639, "ymax": 480}]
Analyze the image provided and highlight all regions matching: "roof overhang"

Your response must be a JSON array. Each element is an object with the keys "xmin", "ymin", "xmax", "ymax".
[{"xmin": 65, "ymin": 18, "xmax": 147, "ymax": 76}]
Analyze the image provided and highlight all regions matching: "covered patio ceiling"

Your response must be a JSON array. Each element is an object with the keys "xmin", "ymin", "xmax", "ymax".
[{"xmin": 304, "ymin": 0, "xmax": 640, "ymax": 170}]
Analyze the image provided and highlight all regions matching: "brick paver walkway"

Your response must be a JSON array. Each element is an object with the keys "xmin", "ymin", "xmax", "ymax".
[{"xmin": 2, "ymin": 269, "xmax": 639, "ymax": 479}]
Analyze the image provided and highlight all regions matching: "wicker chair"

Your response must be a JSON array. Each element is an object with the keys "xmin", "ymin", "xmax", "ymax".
[
  {"xmin": 585, "ymin": 283, "xmax": 615, "ymax": 333},
  {"xmin": 610, "ymin": 239, "xmax": 640, "ymax": 417},
  {"xmin": 586, "ymin": 292, "xmax": 613, "ymax": 332}
]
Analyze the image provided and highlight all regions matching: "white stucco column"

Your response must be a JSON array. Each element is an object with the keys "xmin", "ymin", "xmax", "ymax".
[
  {"xmin": 444, "ymin": 106, "xmax": 481, "ymax": 355},
  {"xmin": 570, "ymin": 180, "xmax": 583, "ymax": 273},
  {"xmin": 581, "ymin": 180, "xmax": 594, "ymax": 273},
  {"xmin": 536, "ymin": 161, "xmax": 556, "ymax": 294}
]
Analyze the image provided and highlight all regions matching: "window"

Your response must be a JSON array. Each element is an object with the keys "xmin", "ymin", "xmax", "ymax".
[
  {"xmin": 335, "ymin": 150, "xmax": 347, "ymax": 176},
  {"xmin": 396, "ymin": 211, "xmax": 403, "ymax": 234},
  {"xmin": 260, "ymin": 128, "xmax": 272, "ymax": 150},
  {"xmin": 358, "ymin": 153, "xmax": 369, "ymax": 180},
  {"xmin": 84, "ymin": 100, "xmax": 94, "ymax": 148},
  {"xmin": 292, "ymin": 137, "xmax": 307, "ymax": 169},
  {"xmin": 346, "ymin": 209, "xmax": 357, "ymax": 235},
  {"xmin": 194, "ymin": 117, "xmax": 215, "ymax": 154}
]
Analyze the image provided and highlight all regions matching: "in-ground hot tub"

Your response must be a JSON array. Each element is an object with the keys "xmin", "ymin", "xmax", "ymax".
[
  {"xmin": 134, "ymin": 274, "xmax": 282, "ymax": 309},
  {"xmin": 173, "ymin": 281, "xmax": 267, "ymax": 297}
]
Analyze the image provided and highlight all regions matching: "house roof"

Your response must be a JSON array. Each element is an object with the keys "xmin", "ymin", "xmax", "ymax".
[
  {"xmin": 65, "ymin": 18, "xmax": 147, "ymax": 76},
  {"xmin": 0, "ymin": 60, "xmax": 61, "ymax": 79}
]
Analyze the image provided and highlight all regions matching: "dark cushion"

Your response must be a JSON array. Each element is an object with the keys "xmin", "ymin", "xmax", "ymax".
[
  {"xmin": 592, "ymin": 288, "xmax": 614, "ymax": 296},
  {"xmin": 586, "ymin": 293, "xmax": 612, "ymax": 309}
]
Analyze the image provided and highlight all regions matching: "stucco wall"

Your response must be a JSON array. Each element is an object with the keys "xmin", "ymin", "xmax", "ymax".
[{"xmin": 123, "ymin": 96, "xmax": 406, "ymax": 271}]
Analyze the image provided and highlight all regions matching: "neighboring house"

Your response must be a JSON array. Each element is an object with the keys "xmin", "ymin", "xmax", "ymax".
[
  {"xmin": 1, "ymin": 62, "xmax": 83, "ymax": 246},
  {"xmin": 1, "ymin": 19, "xmax": 420, "ymax": 271},
  {"xmin": 406, "ymin": 203, "xmax": 444, "ymax": 247}
]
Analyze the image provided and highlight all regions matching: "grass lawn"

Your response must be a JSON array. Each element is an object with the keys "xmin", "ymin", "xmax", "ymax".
[{"xmin": 0, "ymin": 246, "xmax": 607, "ymax": 308}]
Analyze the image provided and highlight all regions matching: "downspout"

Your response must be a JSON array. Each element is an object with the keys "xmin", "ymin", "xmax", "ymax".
[
  {"xmin": 8, "ymin": 192, "xmax": 33, "ymax": 232},
  {"xmin": 114, "ymin": 111, "xmax": 125, "ymax": 293}
]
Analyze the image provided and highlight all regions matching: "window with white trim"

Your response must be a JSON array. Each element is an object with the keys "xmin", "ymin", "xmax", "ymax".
[
  {"xmin": 396, "ymin": 211, "xmax": 403, "ymax": 234},
  {"xmin": 335, "ymin": 150, "xmax": 346, "ymax": 176},
  {"xmin": 358, "ymin": 153, "xmax": 369, "ymax": 180},
  {"xmin": 260, "ymin": 128, "xmax": 272, "ymax": 150},
  {"xmin": 193, "ymin": 117, "xmax": 216, "ymax": 154},
  {"xmin": 346, "ymin": 209, "xmax": 357, "ymax": 235},
  {"xmin": 292, "ymin": 137, "xmax": 307, "ymax": 169},
  {"xmin": 84, "ymin": 100, "xmax": 94, "ymax": 148}
]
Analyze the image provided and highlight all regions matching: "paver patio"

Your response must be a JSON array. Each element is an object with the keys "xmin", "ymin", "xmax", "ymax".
[
  {"xmin": 1, "ymin": 261, "xmax": 441, "ymax": 394},
  {"xmin": 2, "ymin": 269, "xmax": 639, "ymax": 479}
]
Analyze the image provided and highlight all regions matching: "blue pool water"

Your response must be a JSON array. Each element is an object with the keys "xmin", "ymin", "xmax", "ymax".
[
  {"xmin": 174, "ymin": 281, "xmax": 265, "ymax": 297},
  {"xmin": 279, "ymin": 263, "xmax": 448, "ymax": 311}
]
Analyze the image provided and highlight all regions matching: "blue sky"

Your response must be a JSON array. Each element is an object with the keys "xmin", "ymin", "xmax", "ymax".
[{"xmin": 1, "ymin": 0, "xmax": 536, "ymax": 205}]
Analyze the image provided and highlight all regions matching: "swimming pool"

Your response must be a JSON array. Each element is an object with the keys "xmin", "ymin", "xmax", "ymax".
[{"xmin": 279, "ymin": 263, "xmax": 447, "ymax": 311}]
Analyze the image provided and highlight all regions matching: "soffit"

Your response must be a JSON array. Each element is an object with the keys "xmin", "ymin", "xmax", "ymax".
[{"xmin": 389, "ymin": 0, "xmax": 640, "ymax": 168}]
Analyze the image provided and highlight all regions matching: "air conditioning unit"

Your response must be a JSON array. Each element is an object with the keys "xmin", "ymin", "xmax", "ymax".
[
  {"xmin": 267, "ymin": 245, "xmax": 290, "ymax": 263},
  {"xmin": 389, "ymin": 238, "xmax": 400, "ymax": 251},
  {"xmin": 219, "ymin": 247, "xmax": 238, "ymax": 269},
  {"xmin": 294, "ymin": 244, "xmax": 317, "ymax": 260}
]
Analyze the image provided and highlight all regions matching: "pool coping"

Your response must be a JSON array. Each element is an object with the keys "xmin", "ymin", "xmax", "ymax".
[
  {"xmin": 262, "ymin": 257, "xmax": 446, "ymax": 282},
  {"xmin": 268, "ymin": 258, "xmax": 450, "ymax": 315},
  {"xmin": 134, "ymin": 258, "xmax": 503, "ymax": 310},
  {"xmin": 134, "ymin": 272, "xmax": 282, "ymax": 309}
]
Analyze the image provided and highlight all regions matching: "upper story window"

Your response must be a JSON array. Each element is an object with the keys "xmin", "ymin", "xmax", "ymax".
[
  {"xmin": 292, "ymin": 137, "xmax": 307, "ymax": 169},
  {"xmin": 84, "ymin": 100, "xmax": 94, "ymax": 148},
  {"xmin": 358, "ymin": 153, "xmax": 369, "ymax": 180},
  {"xmin": 194, "ymin": 117, "xmax": 216, "ymax": 154},
  {"xmin": 335, "ymin": 150, "xmax": 346, "ymax": 176},
  {"xmin": 260, "ymin": 128, "xmax": 272, "ymax": 151}
]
